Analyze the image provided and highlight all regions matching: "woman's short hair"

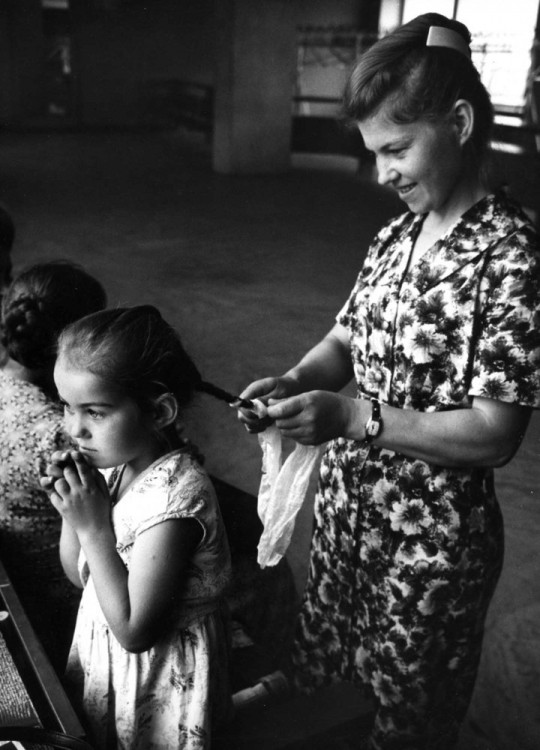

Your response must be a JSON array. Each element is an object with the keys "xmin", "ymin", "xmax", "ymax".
[{"xmin": 343, "ymin": 12, "xmax": 494, "ymax": 165}]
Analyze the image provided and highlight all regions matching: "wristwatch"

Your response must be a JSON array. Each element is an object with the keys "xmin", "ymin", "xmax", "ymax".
[{"xmin": 364, "ymin": 397, "xmax": 383, "ymax": 443}]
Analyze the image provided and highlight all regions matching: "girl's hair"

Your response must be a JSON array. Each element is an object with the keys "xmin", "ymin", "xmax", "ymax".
[
  {"xmin": 1, "ymin": 261, "xmax": 107, "ymax": 374},
  {"xmin": 343, "ymin": 12, "xmax": 494, "ymax": 167},
  {"xmin": 57, "ymin": 305, "xmax": 236, "ymax": 419}
]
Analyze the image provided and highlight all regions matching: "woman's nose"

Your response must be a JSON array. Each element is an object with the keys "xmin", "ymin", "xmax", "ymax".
[{"xmin": 376, "ymin": 156, "xmax": 398, "ymax": 186}]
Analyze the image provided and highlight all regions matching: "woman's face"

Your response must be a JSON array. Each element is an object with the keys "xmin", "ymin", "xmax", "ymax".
[{"xmin": 358, "ymin": 104, "xmax": 466, "ymax": 216}]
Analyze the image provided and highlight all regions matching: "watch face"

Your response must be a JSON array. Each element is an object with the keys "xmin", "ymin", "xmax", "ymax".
[{"xmin": 366, "ymin": 419, "xmax": 379, "ymax": 437}]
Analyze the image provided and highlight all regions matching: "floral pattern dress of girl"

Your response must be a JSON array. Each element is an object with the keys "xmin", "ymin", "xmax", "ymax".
[
  {"xmin": 66, "ymin": 449, "xmax": 232, "ymax": 750},
  {"xmin": 292, "ymin": 191, "xmax": 540, "ymax": 747}
]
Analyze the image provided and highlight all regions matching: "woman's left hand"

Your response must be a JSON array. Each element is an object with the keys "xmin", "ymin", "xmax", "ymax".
[
  {"xmin": 46, "ymin": 451, "xmax": 112, "ymax": 535},
  {"xmin": 266, "ymin": 390, "xmax": 356, "ymax": 445}
]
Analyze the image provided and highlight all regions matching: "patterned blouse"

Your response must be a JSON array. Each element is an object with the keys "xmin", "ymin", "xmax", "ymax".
[
  {"xmin": 0, "ymin": 370, "xmax": 76, "ymax": 671},
  {"xmin": 0, "ymin": 370, "xmax": 68, "ymax": 545},
  {"xmin": 338, "ymin": 190, "xmax": 540, "ymax": 411}
]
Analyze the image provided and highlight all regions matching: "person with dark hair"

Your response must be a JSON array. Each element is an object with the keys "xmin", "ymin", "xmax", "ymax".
[
  {"xmin": 41, "ymin": 306, "xmax": 233, "ymax": 750},
  {"xmin": 0, "ymin": 261, "xmax": 107, "ymax": 672},
  {"xmin": 238, "ymin": 13, "xmax": 540, "ymax": 750}
]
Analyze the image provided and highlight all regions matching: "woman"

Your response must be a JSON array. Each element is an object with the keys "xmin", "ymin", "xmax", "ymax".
[
  {"xmin": 239, "ymin": 13, "xmax": 540, "ymax": 750},
  {"xmin": 0, "ymin": 261, "xmax": 106, "ymax": 672}
]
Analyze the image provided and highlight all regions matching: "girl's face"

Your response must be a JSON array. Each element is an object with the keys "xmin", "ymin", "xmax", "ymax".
[
  {"xmin": 358, "ymin": 103, "xmax": 466, "ymax": 217},
  {"xmin": 54, "ymin": 356, "xmax": 162, "ymax": 476}
]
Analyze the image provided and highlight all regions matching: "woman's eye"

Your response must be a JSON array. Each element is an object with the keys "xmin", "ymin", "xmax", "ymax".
[{"xmin": 63, "ymin": 403, "xmax": 74, "ymax": 415}]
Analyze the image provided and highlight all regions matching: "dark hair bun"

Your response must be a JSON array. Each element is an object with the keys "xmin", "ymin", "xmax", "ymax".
[
  {"xmin": 1, "ymin": 261, "xmax": 106, "ymax": 373},
  {"xmin": 1, "ymin": 297, "xmax": 51, "ymax": 369}
]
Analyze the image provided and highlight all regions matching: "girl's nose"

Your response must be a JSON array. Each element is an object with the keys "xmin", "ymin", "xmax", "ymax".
[{"xmin": 67, "ymin": 413, "xmax": 89, "ymax": 439}]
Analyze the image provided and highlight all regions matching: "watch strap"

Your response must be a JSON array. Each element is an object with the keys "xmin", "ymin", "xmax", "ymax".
[{"xmin": 364, "ymin": 397, "xmax": 383, "ymax": 443}]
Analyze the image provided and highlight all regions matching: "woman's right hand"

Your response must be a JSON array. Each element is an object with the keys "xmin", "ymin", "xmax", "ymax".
[{"xmin": 237, "ymin": 375, "xmax": 300, "ymax": 433}]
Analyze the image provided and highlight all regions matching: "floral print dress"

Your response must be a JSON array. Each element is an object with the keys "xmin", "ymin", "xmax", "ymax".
[
  {"xmin": 0, "ymin": 370, "xmax": 77, "ymax": 672},
  {"xmin": 292, "ymin": 192, "xmax": 540, "ymax": 750},
  {"xmin": 66, "ymin": 449, "xmax": 232, "ymax": 750}
]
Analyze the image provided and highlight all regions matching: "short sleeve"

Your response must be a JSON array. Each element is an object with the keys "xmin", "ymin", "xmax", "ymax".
[
  {"xmin": 125, "ymin": 455, "xmax": 213, "ymax": 541},
  {"xmin": 469, "ymin": 230, "xmax": 540, "ymax": 407},
  {"xmin": 136, "ymin": 470, "xmax": 209, "ymax": 537}
]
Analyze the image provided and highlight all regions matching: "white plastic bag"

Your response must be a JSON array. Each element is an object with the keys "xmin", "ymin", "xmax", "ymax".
[{"xmin": 253, "ymin": 400, "xmax": 325, "ymax": 568}]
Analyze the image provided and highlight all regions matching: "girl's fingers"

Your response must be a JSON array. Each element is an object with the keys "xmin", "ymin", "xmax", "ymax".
[
  {"xmin": 44, "ymin": 450, "xmax": 76, "ymax": 481},
  {"xmin": 51, "ymin": 450, "xmax": 73, "ymax": 465},
  {"xmin": 72, "ymin": 452, "xmax": 95, "ymax": 487},
  {"xmin": 54, "ymin": 477, "xmax": 71, "ymax": 495},
  {"xmin": 49, "ymin": 489, "xmax": 69, "ymax": 515},
  {"xmin": 49, "ymin": 491, "xmax": 61, "ymax": 510}
]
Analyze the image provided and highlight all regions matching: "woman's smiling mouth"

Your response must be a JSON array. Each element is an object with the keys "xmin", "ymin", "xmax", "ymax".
[{"xmin": 397, "ymin": 184, "xmax": 416, "ymax": 196}]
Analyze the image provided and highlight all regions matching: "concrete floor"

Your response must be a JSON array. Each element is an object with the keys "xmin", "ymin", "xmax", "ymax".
[{"xmin": 1, "ymin": 128, "xmax": 539, "ymax": 749}]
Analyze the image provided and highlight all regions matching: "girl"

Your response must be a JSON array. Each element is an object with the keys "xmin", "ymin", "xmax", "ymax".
[
  {"xmin": 0, "ymin": 260, "xmax": 106, "ymax": 671},
  {"xmin": 42, "ymin": 306, "xmax": 233, "ymax": 750},
  {"xmin": 239, "ymin": 12, "xmax": 540, "ymax": 750}
]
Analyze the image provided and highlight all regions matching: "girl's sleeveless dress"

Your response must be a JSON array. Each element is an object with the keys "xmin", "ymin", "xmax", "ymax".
[{"xmin": 66, "ymin": 449, "xmax": 232, "ymax": 750}]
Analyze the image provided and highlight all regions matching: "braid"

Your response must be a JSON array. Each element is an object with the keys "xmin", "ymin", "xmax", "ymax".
[
  {"xmin": 197, "ymin": 381, "xmax": 236, "ymax": 403},
  {"xmin": 2, "ymin": 296, "xmax": 54, "ymax": 369},
  {"xmin": 1, "ymin": 261, "xmax": 106, "ymax": 374},
  {"xmin": 197, "ymin": 380, "xmax": 253, "ymax": 409}
]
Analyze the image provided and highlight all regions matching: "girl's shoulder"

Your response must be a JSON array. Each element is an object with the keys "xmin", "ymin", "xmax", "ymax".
[
  {"xmin": 154, "ymin": 448, "xmax": 212, "ymax": 487},
  {"xmin": 113, "ymin": 449, "xmax": 216, "ymax": 521}
]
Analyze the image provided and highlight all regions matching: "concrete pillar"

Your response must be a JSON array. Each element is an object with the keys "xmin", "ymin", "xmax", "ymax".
[{"xmin": 213, "ymin": 0, "xmax": 297, "ymax": 174}]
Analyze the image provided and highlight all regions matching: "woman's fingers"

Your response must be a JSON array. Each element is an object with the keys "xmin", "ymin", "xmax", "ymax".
[
  {"xmin": 267, "ymin": 395, "xmax": 305, "ymax": 422},
  {"xmin": 238, "ymin": 377, "xmax": 302, "ymax": 433},
  {"xmin": 239, "ymin": 377, "xmax": 280, "ymax": 402},
  {"xmin": 237, "ymin": 393, "xmax": 272, "ymax": 432}
]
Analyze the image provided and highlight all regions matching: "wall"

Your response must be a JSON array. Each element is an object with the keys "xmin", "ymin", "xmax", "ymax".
[
  {"xmin": 69, "ymin": 0, "xmax": 377, "ymax": 129},
  {"xmin": 0, "ymin": 0, "xmax": 46, "ymax": 126},
  {"xmin": 294, "ymin": 0, "xmax": 380, "ymax": 117},
  {"xmin": 0, "ymin": 0, "xmax": 378, "ymax": 130},
  {"xmin": 70, "ymin": 0, "xmax": 214, "ymax": 128}
]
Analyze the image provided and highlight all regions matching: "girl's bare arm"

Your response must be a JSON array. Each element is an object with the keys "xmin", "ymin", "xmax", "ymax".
[
  {"xmin": 78, "ymin": 516, "xmax": 202, "ymax": 652},
  {"xmin": 59, "ymin": 519, "xmax": 83, "ymax": 588},
  {"xmin": 49, "ymin": 453, "xmax": 203, "ymax": 652}
]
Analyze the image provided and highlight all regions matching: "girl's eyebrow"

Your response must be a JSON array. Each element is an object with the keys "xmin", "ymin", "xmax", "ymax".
[{"xmin": 59, "ymin": 396, "xmax": 113, "ymax": 408}]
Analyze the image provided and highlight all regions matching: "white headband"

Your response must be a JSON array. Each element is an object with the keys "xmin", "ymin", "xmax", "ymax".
[{"xmin": 426, "ymin": 25, "xmax": 471, "ymax": 59}]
